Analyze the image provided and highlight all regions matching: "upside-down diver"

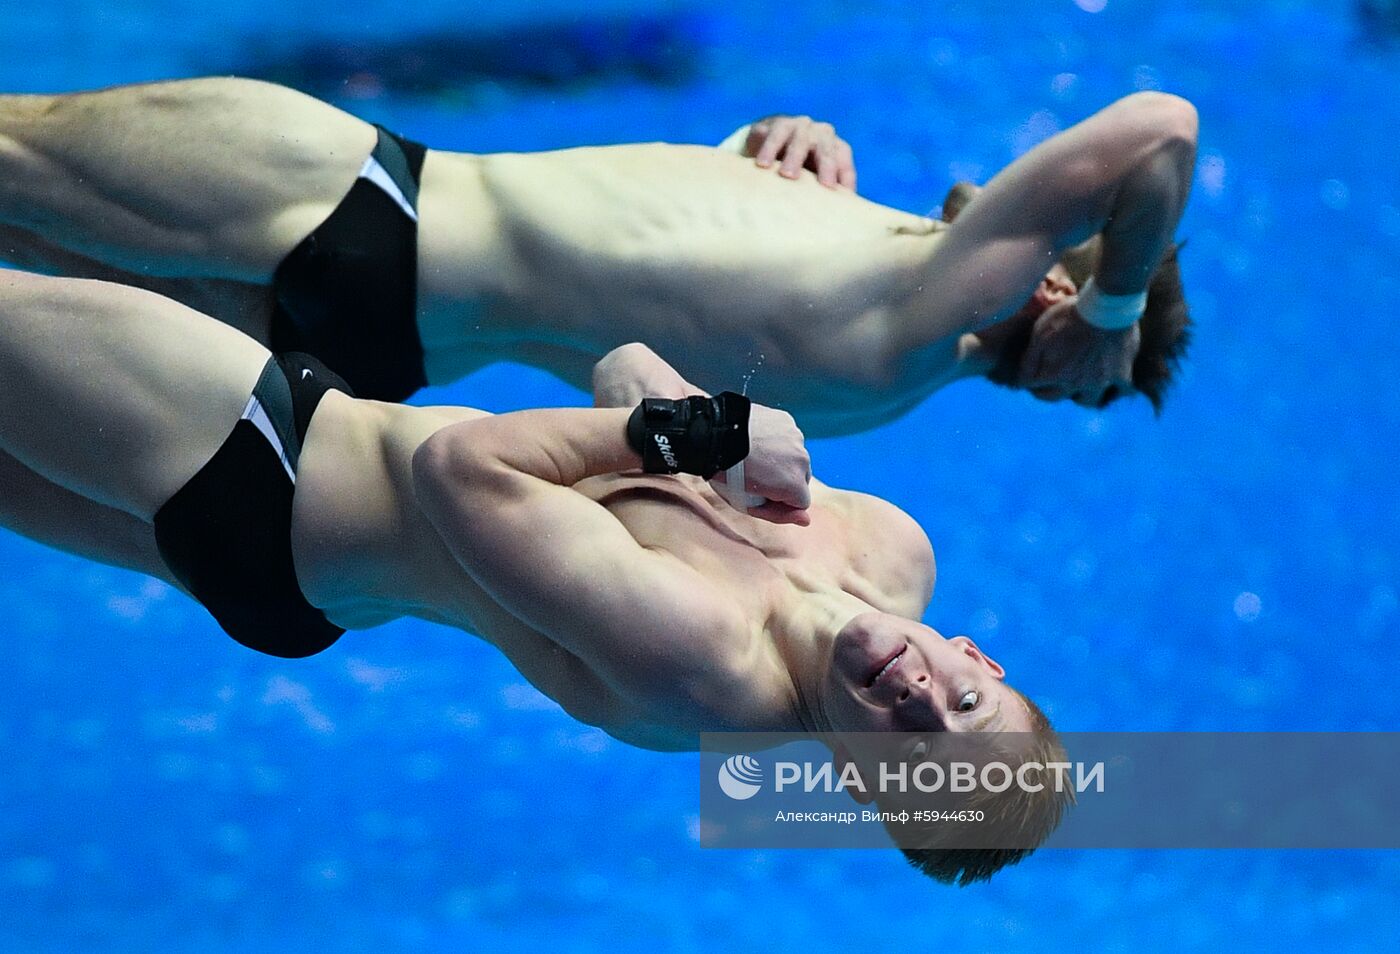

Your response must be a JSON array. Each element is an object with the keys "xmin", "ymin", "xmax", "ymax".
[{"xmin": 0, "ymin": 81, "xmax": 1196, "ymax": 433}]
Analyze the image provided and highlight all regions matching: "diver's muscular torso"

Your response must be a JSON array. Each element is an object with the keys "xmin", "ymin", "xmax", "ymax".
[
  {"xmin": 415, "ymin": 144, "xmax": 956, "ymax": 430},
  {"xmin": 290, "ymin": 393, "xmax": 935, "ymax": 748}
]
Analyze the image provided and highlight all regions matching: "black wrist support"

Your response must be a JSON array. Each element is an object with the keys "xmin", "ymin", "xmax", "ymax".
[{"xmin": 626, "ymin": 392, "xmax": 751, "ymax": 478}]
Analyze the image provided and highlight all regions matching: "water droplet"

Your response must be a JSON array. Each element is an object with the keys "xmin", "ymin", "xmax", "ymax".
[
  {"xmin": 1233, "ymin": 592, "xmax": 1262, "ymax": 622},
  {"xmin": 1320, "ymin": 179, "xmax": 1350, "ymax": 212}
]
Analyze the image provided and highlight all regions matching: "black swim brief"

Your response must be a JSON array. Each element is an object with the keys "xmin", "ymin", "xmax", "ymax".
[
  {"xmin": 153, "ymin": 352, "xmax": 352, "ymax": 658},
  {"xmin": 271, "ymin": 125, "xmax": 428, "ymax": 402}
]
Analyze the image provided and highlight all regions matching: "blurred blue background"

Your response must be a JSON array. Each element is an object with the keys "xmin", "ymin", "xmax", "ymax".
[{"xmin": 1, "ymin": 0, "xmax": 1398, "ymax": 949}]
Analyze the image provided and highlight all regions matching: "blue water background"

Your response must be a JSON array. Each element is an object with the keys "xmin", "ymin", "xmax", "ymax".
[{"xmin": 1, "ymin": 0, "xmax": 1398, "ymax": 949}]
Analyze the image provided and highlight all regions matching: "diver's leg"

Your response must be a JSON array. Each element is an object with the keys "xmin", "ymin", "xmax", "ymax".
[
  {"xmin": 0, "ymin": 448, "xmax": 173, "ymax": 582},
  {"xmin": 0, "ymin": 222, "xmax": 274, "ymax": 340},
  {"xmin": 0, "ymin": 77, "xmax": 375, "ymax": 283},
  {"xmin": 0, "ymin": 268, "xmax": 271, "ymax": 520}
]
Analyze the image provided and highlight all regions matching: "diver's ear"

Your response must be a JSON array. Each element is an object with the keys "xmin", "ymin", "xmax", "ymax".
[
  {"xmin": 831, "ymin": 741, "xmax": 876, "ymax": 804},
  {"xmin": 948, "ymin": 636, "xmax": 1007, "ymax": 680},
  {"xmin": 1034, "ymin": 271, "xmax": 1076, "ymax": 307}
]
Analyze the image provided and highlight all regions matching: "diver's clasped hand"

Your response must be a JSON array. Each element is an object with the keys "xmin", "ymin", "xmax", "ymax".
[
  {"xmin": 598, "ymin": 342, "xmax": 812, "ymax": 526},
  {"xmin": 713, "ymin": 402, "xmax": 812, "ymax": 527},
  {"xmin": 745, "ymin": 114, "xmax": 857, "ymax": 191},
  {"xmin": 592, "ymin": 341, "xmax": 694, "ymax": 408}
]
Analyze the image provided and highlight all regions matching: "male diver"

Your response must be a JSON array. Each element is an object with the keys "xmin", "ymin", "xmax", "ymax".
[
  {"xmin": 0, "ymin": 267, "xmax": 1067, "ymax": 884},
  {"xmin": 0, "ymin": 80, "xmax": 1197, "ymax": 433}
]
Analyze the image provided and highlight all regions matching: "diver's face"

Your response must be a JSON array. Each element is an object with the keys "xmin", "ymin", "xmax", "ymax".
[
  {"xmin": 981, "ymin": 265, "xmax": 1122, "ymax": 406},
  {"xmin": 819, "ymin": 612, "xmax": 1032, "ymax": 735},
  {"xmin": 1017, "ymin": 265, "xmax": 1093, "ymax": 405},
  {"xmin": 1016, "ymin": 264, "xmax": 1138, "ymax": 408}
]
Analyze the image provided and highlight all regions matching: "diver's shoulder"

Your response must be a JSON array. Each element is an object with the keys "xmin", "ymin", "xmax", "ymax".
[{"xmin": 823, "ymin": 484, "xmax": 936, "ymax": 611}]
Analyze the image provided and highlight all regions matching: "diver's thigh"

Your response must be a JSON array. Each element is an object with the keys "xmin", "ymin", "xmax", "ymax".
[
  {"xmin": 0, "ymin": 269, "xmax": 271, "ymax": 519},
  {"xmin": 0, "ymin": 448, "xmax": 172, "ymax": 582},
  {"xmin": 0, "ymin": 77, "xmax": 376, "ymax": 281},
  {"xmin": 0, "ymin": 223, "xmax": 275, "ymax": 342}
]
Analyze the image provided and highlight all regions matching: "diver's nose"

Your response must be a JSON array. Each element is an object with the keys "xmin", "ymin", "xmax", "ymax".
[
  {"xmin": 897, "ymin": 678, "xmax": 958, "ymax": 733},
  {"xmin": 895, "ymin": 673, "xmax": 938, "ymax": 719}
]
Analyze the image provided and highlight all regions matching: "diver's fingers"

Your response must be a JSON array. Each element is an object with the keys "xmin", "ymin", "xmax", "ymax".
[
  {"xmin": 836, "ymin": 140, "xmax": 857, "ymax": 191},
  {"xmin": 815, "ymin": 146, "xmax": 839, "ymax": 188},
  {"xmin": 780, "ymin": 123, "xmax": 814, "ymax": 179},
  {"xmin": 753, "ymin": 118, "xmax": 795, "ymax": 168}
]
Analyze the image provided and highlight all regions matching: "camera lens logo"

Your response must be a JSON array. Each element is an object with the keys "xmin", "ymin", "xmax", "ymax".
[{"xmin": 718, "ymin": 755, "xmax": 764, "ymax": 800}]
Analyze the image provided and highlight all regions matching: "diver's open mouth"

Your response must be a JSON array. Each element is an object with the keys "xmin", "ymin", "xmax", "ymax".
[{"xmin": 865, "ymin": 645, "xmax": 907, "ymax": 688}]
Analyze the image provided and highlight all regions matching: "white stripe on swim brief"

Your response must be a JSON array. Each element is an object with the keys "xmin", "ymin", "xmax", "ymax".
[
  {"xmin": 241, "ymin": 394, "xmax": 296, "ymax": 483},
  {"xmin": 359, "ymin": 155, "xmax": 418, "ymax": 221}
]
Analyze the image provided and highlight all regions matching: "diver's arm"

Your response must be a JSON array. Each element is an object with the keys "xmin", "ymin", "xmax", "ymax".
[
  {"xmin": 892, "ymin": 92, "xmax": 1196, "ymax": 353},
  {"xmin": 413, "ymin": 407, "xmax": 742, "ymax": 677}
]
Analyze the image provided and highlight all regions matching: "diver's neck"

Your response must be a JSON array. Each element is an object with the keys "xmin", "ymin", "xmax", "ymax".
[{"xmin": 766, "ymin": 589, "xmax": 871, "ymax": 734}]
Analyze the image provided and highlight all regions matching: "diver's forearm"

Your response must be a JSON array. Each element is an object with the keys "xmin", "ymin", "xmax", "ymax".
[
  {"xmin": 1093, "ymin": 124, "xmax": 1197, "ymax": 295},
  {"xmin": 417, "ymin": 408, "xmax": 639, "ymax": 493}
]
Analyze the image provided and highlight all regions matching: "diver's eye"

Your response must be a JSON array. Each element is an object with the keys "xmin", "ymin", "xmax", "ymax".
[
  {"xmin": 910, "ymin": 739, "xmax": 929, "ymax": 761},
  {"xmin": 957, "ymin": 690, "xmax": 980, "ymax": 712}
]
